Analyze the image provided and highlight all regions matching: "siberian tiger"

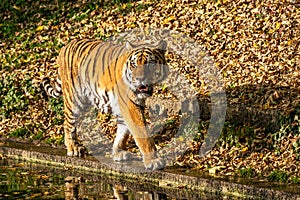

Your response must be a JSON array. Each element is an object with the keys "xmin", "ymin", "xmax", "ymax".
[{"xmin": 42, "ymin": 39, "xmax": 168, "ymax": 170}]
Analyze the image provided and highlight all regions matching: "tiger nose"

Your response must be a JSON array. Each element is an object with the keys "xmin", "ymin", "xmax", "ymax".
[{"xmin": 135, "ymin": 76, "xmax": 148, "ymax": 82}]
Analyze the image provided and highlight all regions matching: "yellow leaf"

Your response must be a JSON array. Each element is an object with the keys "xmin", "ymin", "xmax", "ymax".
[
  {"xmin": 275, "ymin": 22, "xmax": 281, "ymax": 30},
  {"xmin": 287, "ymin": 40, "xmax": 293, "ymax": 45},
  {"xmin": 41, "ymin": 175, "xmax": 48, "ymax": 179},
  {"xmin": 177, "ymin": 136, "xmax": 184, "ymax": 142},
  {"xmin": 163, "ymin": 16, "xmax": 176, "ymax": 24},
  {"xmin": 130, "ymin": 23, "xmax": 136, "ymax": 28},
  {"xmin": 168, "ymin": 15, "xmax": 176, "ymax": 21},
  {"xmin": 13, "ymin": 5, "xmax": 21, "ymax": 11},
  {"xmin": 161, "ymin": 83, "xmax": 168, "ymax": 91},
  {"xmin": 214, "ymin": 0, "xmax": 222, "ymax": 6},
  {"xmin": 269, "ymin": 29, "xmax": 275, "ymax": 33},
  {"xmin": 130, "ymin": 16, "xmax": 137, "ymax": 22},
  {"xmin": 241, "ymin": 147, "xmax": 248, "ymax": 152},
  {"xmin": 51, "ymin": 25, "xmax": 59, "ymax": 30},
  {"xmin": 269, "ymin": 22, "xmax": 282, "ymax": 33},
  {"xmin": 36, "ymin": 25, "xmax": 44, "ymax": 32}
]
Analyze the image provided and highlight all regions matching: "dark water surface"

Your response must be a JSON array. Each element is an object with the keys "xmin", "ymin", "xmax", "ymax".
[
  {"xmin": 1, "ymin": 157, "xmax": 299, "ymax": 200},
  {"xmin": 0, "ymin": 159, "xmax": 232, "ymax": 200},
  {"xmin": 1, "ymin": 140, "xmax": 300, "ymax": 199}
]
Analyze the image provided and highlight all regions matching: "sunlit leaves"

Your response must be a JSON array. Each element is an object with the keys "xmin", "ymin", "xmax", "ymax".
[{"xmin": 0, "ymin": 0, "xmax": 299, "ymax": 181}]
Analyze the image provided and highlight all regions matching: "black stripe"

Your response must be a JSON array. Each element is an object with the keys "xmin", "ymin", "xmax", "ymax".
[
  {"xmin": 94, "ymin": 82, "xmax": 98, "ymax": 93},
  {"xmin": 90, "ymin": 42, "xmax": 100, "ymax": 51},
  {"xmin": 103, "ymin": 90, "xmax": 109, "ymax": 102},
  {"xmin": 55, "ymin": 81, "xmax": 62, "ymax": 93},
  {"xmin": 108, "ymin": 58, "xmax": 113, "ymax": 82},
  {"xmin": 65, "ymin": 114, "xmax": 74, "ymax": 124},
  {"xmin": 77, "ymin": 40, "xmax": 89, "ymax": 58},
  {"xmin": 124, "ymin": 67, "xmax": 131, "ymax": 83},
  {"xmin": 92, "ymin": 43, "xmax": 103, "ymax": 78},
  {"xmin": 112, "ymin": 46, "xmax": 123, "ymax": 84},
  {"xmin": 67, "ymin": 42, "xmax": 76, "ymax": 92},
  {"xmin": 109, "ymin": 45, "xmax": 123, "ymax": 83},
  {"xmin": 64, "ymin": 107, "xmax": 74, "ymax": 122},
  {"xmin": 101, "ymin": 44, "xmax": 109, "ymax": 76},
  {"xmin": 117, "ymin": 118, "xmax": 126, "ymax": 125},
  {"xmin": 109, "ymin": 43, "xmax": 114, "ymax": 64},
  {"xmin": 85, "ymin": 57, "xmax": 93, "ymax": 86},
  {"xmin": 112, "ymin": 55, "xmax": 117, "ymax": 84},
  {"xmin": 115, "ymin": 82, "xmax": 127, "ymax": 107},
  {"xmin": 64, "ymin": 97, "xmax": 73, "ymax": 112},
  {"xmin": 155, "ymin": 50, "xmax": 165, "ymax": 62},
  {"xmin": 129, "ymin": 98, "xmax": 144, "ymax": 109},
  {"xmin": 42, "ymin": 77, "xmax": 62, "ymax": 98}
]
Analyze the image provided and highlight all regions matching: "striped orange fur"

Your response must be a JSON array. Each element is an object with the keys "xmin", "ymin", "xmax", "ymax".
[{"xmin": 42, "ymin": 39, "xmax": 168, "ymax": 170}]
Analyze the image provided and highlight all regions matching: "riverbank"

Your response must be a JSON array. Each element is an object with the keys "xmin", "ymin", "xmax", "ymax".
[{"xmin": 0, "ymin": 139, "xmax": 299, "ymax": 200}]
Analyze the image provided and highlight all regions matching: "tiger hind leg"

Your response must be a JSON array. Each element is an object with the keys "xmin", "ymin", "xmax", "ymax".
[
  {"xmin": 112, "ymin": 118, "xmax": 132, "ymax": 161},
  {"xmin": 64, "ymin": 115, "xmax": 81, "ymax": 157},
  {"xmin": 64, "ymin": 123, "xmax": 86, "ymax": 157},
  {"xmin": 63, "ymin": 101, "xmax": 87, "ymax": 157}
]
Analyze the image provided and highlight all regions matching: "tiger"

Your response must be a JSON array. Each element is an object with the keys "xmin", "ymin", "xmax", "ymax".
[{"xmin": 42, "ymin": 38, "xmax": 169, "ymax": 170}]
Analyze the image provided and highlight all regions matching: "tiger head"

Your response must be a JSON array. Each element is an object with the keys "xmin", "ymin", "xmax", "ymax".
[{"xmin": 124, "ymin": 40, "xmax": 169, "ymax": 99}]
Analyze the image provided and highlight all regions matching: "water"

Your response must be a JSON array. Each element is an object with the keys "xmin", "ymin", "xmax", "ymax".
[
  {"xmin": 1, "ymin": 158, "xmax": 298, "ymax": 200},
  {"xmin": 0, "ymin": 159, "xmax": 224, "ymax": 200},
  {"xmin": 0, "ymin": 160, "xmax": 64, "ymax": 199}
]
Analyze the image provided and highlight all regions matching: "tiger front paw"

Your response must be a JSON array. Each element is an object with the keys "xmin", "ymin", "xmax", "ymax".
[
  {"xmin": 143, "ymin": 152, "xmax": 165, "ymax": 170},
  {"xmin": 113, "ymin": 150, "xmax": 132, "ymax": 161},
  {"xmin": 67, "ymin": 148, "xmax": 79, "ymax": 157},
  {"xmin": 66, "ymin": 140, "xmax": 84, "ymax": 157}
]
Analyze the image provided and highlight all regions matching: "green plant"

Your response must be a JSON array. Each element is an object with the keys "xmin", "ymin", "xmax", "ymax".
[
  {"xmin": 268, "ymin": 170, "xmax": 289, "ymax": 183},
  {"xmin": 57, "ymin": 135, "xmax": 64, "ymax": 145},
  {"xmin": 238, "ymin": 167, "xmax": 254, "ymax": 178},
  {"xmin": 193, "ymin": 121, "xmax": 208, "ymax": 142},
  {"xmin": 9, "ymin": 127, "xmax": 30, "ymax": 137},
  {"xmin": 0, "ymin": 74, "xmax": 30, "ymax": 119},
  {"xmin": 47, "ymin": 97, "xmax": 65, "ymax": 129},
  {"xmin": 45, "ymin": 135, "xmax": 64, "ymax": 145},
  {"xmin": 291, "ymin": 176, "xmax": 300, "ymax": 184},
  {"xmin": 165, "ymin": 118, "xmax": 176, "ymax": 125},
  {"xmin": 45, "ymin": 137, "xmax": 56, "ymax": 145},
  {"xmin": 273, "ymin": 113, "xmax": 300, "ymax": 155},
  {"xmin": 52, "ymin": 118, "xmax": 64, "ymax": 126},
  {"xmin": 49, "ymin": 96, "xmax": 64, "ymax": 116},
  {"xmin": 32, "ymin": 130, "xmax": 43, "ymax": 140},
  {"xmin": 218, "ymin": 123, "xmax": 255, "ymax": 149}
]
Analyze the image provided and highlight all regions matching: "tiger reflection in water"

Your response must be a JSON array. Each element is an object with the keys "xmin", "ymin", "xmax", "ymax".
[{"xmin": 64, "ymin": 177, "xmax": 166, "ymax": 200}]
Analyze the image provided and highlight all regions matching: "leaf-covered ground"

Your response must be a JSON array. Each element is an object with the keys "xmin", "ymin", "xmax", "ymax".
[{"xmin": 0, "ymin": 0, "xmax": 300, "ymax": 183}]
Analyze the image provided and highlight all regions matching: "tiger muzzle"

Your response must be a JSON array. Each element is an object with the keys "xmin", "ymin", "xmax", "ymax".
[{"xmin": 136, "ymin": 85, "xmax": 153, "ymax": 96}]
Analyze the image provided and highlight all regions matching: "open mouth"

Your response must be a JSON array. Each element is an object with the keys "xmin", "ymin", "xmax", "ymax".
[{"xmin": 136, "ymin": 85, "xmax": 153, "ymax": 95}]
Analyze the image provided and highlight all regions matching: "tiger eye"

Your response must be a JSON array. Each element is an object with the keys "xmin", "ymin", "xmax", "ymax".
[{"xmin": 130, "ymin": 62, "xmax": 137, "ymax": 68}]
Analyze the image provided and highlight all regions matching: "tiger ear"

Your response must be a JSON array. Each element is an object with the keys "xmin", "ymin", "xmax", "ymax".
[
  {"xmin": 155, "ymin": 40, "xmax": 167, "ymax": 54},
  {"xmin": 125, "ymin": 41, "xmax": 136, "ymax": 51},
  {"xmin": 156, "ymin": 40, "xmax": 167, "ymax": 50}
]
